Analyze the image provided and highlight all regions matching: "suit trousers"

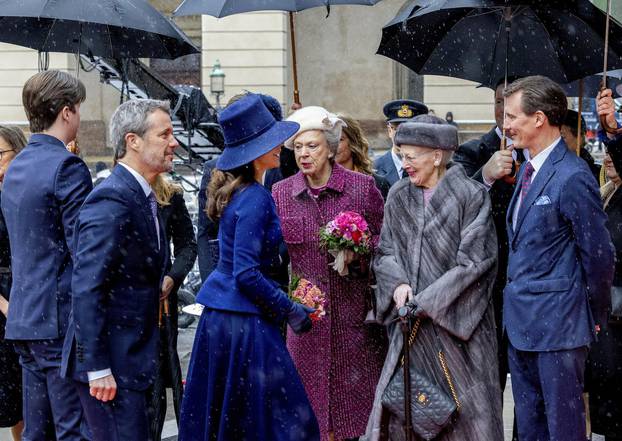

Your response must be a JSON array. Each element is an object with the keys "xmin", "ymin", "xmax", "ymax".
[
  {"xmin": 508, "ymin": 343, "xmax": 588, "ymax": 441},
  {"xmin": 76, "ymin": 382, "xmax": 150, "ymax": 441},
  {"xmin": 14, "ymin": 339, "xmax": 89, "ymax": 441}
]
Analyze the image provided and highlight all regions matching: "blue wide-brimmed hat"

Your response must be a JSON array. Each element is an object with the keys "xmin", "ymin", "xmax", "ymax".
[{"xmin": 216, "ymin": 94, "xmax": 299, "ymax": 171}]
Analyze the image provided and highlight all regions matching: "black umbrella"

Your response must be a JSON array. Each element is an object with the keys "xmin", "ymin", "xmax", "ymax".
[
  {"xmin": 377, "ymin": 0, "xmax": 622, "ymax": 89},
  {"xmin": 0, "ymin": 0, "xmax": 198, "ymax": 59},
  {"xmin": 173, "ymin": 0, "xmax": 383, "ymax": 104},
  {"xmin": 563, "ymin": 71, "xmax": 622, "ymax": 98},
  {"xmin": 150, "ymin": 298, "xmax": 184, "ymax": 440}
]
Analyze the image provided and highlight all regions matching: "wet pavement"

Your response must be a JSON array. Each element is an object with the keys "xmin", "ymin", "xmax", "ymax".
[{"xmin": 0, "ymin": 322, "xmax": 605, "ymax": 440}]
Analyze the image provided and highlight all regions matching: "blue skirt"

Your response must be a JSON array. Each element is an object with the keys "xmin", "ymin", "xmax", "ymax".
[{"xmin": 179, "ymin": 309, "xmax": 320, "ymax": 441}]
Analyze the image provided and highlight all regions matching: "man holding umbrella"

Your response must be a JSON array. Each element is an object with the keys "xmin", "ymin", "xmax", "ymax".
[{"xmin": 453, "ymin": 78, "xmax": 527, "ymax": 399}]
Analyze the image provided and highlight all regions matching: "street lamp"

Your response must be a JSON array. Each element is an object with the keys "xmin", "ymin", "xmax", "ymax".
[{"xmin": 210, "ymin": 59, "xmax": 225, "ymax": 109}]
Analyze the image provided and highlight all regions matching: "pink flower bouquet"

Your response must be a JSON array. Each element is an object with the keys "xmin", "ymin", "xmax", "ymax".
[
  {"xmin": 289, "ymin": 275, "xmax": 326, "ymax": 322},
  {"xmin": 319, "ymin": 211, "xmax": 372, "ymax": 276}
]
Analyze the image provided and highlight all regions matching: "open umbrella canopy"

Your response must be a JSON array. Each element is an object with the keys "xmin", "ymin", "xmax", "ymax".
[
  {"xmin": 562, "ymin": 70, "xmax": 622, "ymax": 98},
  {"xmin": 0, "ymin": 0, "xmax": 199, "ymax": 59},
  {"xmin": 173, "ymin": 0, "xmax": 381, "ymax": 17},
  {"xmin": 378, "ymin": 0, "xmax": 622, "ymax": 89}
]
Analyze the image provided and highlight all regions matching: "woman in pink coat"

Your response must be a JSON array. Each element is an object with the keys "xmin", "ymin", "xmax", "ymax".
[{"xmin": 272, "ymin": 107, "xmax": 386, "ymax": 441}]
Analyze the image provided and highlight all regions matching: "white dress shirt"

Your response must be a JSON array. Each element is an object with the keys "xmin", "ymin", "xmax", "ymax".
[
  {"xmin": 511, "ymin": 137, "xmax": 561, "ymax": 229},
  {"xmin": 88, "ymin": 162, "xmax": 160, "ymax": 382},
  {"xmin": 118, "ymin": 162, "xmax": 160, "ymax": 246}
]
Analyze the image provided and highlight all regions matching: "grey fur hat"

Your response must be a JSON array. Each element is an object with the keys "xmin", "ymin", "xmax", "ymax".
[{"xmin": 394, "ymin": 116, "xmax": 459, "ymax": 151}]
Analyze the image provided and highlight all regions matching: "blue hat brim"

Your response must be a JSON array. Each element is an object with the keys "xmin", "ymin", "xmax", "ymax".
[{"xmin": 216, "ymin": 120, "xmax": 300, "ymax": 171}]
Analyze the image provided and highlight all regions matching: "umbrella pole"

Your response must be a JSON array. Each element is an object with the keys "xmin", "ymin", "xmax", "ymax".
[
  {"xmin": 577, "ymin": 80, "xmax": 583, "ymax": 156},
  {"xmin": 600, "ymin": 0, "xmax": 622, "ymax": 134},
  {"xmin": 501, "ymin": 7, "xmax": 511, "ymax": 152},
  {"xmin": 289, "ymin": 12, "xmax": 301, "ymax": 106}
]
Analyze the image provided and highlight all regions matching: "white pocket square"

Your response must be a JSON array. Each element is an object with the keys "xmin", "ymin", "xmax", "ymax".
[{"xmin": 534, "ymin": 195, "xmax": 551, "ymax": 205}]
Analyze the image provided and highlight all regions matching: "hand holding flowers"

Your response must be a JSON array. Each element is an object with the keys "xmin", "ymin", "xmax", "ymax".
[
  {"xmin": 319, "ymin": 211, "xmax": 372, "ymax": 276},
  {"xmin": 289, "ymin": 275, "xmax": 326, "ymax": 322}
]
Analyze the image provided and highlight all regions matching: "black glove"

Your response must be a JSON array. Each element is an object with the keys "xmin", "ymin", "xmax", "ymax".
[
  {"xmin": 287, "ymin": 303, "xmax": 314, "ymax": 334},
  {"xmin": 398, "ymin": 301, "xmax": 423, "ymax": 319}
]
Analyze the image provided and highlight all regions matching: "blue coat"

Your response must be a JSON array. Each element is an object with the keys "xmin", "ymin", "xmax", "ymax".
[
  {"xmin": 373, "ymin": 150, "xmax": 401, "ymax": 187},
  {"xmin": 1, "ymin": 134, "xmax": 92, "ymax": 340},
  {"xmin": 504, "ymin": 140, "xmax": 614, "ymax": 352},
  {"xmin": 62, "ymin": 165, "xmax": 168, "ymax": 391},
  {"xmin": 196, "ymin": 182, "xmax": 291, "ymax": 321}
]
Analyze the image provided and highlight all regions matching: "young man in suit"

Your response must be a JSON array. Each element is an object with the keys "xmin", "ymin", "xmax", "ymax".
[
  {"xmin": 63, "ymin": 99, "xmax": 176, "ymax": 441},
  {"xmin": 373, "ymin": 99, "xmax": 428, "ymax": 186},
  {"xmin": 503, "ymin": 76, "xmax": 614, "ymax": 441},
  {"xmin": 453, "ymin": 79, "xmax": 526, "ymax": 408},
  {"xmin": 1, "ymin": 70, "xmax": 92, "ymax": 441}
]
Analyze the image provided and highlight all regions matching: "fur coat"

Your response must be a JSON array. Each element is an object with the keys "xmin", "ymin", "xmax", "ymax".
[{"xmin": 363, "ymin": 163, "xmax": 503, "ymax": 441}]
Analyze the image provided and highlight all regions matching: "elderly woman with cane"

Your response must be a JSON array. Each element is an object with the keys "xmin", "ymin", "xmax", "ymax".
[{"xmin": 363, "ymin": 115, "xmax": 503, "ymax": 441}]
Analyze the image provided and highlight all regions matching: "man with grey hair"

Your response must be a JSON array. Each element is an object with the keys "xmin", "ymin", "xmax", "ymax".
[{"xmin": 62, "ymin": 99, "xmax": 178, "ymax": 441}]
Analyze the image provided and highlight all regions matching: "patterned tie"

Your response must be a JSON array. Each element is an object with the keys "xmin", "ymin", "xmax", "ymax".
[
  {"xmin": 519, "ymin": 162, "xmax": 535, "ymax": 204},
  {"xmin": 148, "ymin": 192, "xmax": 160, "ymax": 249}
]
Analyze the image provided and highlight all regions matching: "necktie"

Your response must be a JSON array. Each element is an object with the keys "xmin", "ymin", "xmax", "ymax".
[
  {"xmin": 515, "ymin": 148, "xmax": 526, "ymax": 163},
  {"xmin": 148, "ymin": 192, "xmax": 161, "ymax": 249},
  {"xmin": 519, "ymin": 162, "xmax": 535, "ymax": 204}
]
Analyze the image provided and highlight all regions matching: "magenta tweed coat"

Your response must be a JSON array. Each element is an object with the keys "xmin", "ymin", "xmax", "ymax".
[{"xmin": 273, "ymin": 164, "xmax": 387, "ymax": 440}]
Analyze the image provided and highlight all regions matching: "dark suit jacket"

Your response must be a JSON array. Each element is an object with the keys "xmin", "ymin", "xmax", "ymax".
[
  {"xmin": 160, "ymin": 191, "xmax": 197, "ymax": 333},
  {"xmin": 504, "ymin": 140, "xmax": 614, "ymax": 351},
  {"xmin": 63, "ymin": 165, "xmax": 168, "ymax": 391},
  {"xmin": 1, "ymin": 134, "xmax": 92, "ymax": 340},
  {"xmin": 453, "ymin": 128, "xmax": 515, "ymax": 332},
  {"xmin": 373, "ymin": 150, "xmax": 401, "ymax": 187}
]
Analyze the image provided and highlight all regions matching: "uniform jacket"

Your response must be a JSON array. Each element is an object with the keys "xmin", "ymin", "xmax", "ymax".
[
  {"xmin": 63, "ymin": 165, "xmax": 168, "ymax": 391},
  {"xmin": 373, "ymin": 151, "xmax": 401, "ymax": 187},
  {"xmin": 504, "ymin": 140, "xmax": 614, "ymax": 351},
  {"xmin": 1, "ymin": 134, "xmax": 92, "ymax": 340}
]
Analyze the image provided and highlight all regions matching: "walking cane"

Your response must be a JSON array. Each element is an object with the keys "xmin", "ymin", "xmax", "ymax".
[
  {"xmin": 399, "ymin": 308, "xmax": 413, "ymax": 441},
  {"xmin": 600, "ymin": 0, "xmax": 622, "ymax": 135}
]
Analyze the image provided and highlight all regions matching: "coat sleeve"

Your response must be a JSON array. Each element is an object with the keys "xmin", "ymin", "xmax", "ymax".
[
  {"xmin": 166, "ymin": 192, "xmax": 198, "ymax": 287},
  {"xmin": 414, "ymin": 187, "xmax": 498, "ymax": 341},
  {"xmin": 453, "ymin": 140, "xmax": 486, "ymax": 183},
  {"xmin": 55, "ymin": 156, "xmax": 93, "ymax": 256},
  {"xmin": 233, "ymin": 188, "xmax": 293, "ymax": 321},
  {"xmin": 365, "ymin": 177, "xmax": 385, "ymax": 249},
  {"xmin": 605, "ymin": 134, "xmax": 622, "ymax": 178},
  {"xmin": 71, "ymin": 191, "xmax": 129, "ymax": 371},
  {"xmin": 372, "ymin": 196, "xmax": 412, "ymax": 324},
  {"xmin": 560, "ymin": 169, "xmax": 615, "ymax": 328}
]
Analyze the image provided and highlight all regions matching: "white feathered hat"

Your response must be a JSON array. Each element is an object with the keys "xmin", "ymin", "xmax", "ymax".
[{"xmin": 284, "ymin": 106, "xmax": 346, "ymax": 149}]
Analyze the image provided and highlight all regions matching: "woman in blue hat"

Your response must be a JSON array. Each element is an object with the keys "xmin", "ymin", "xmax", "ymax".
[{"xmin": 178, "ymin": 94, "xmax": 320, "ymax": 441}]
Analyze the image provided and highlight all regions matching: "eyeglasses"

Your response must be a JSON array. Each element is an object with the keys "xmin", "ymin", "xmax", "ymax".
[
  {"xmin": 398, "ymin": 150, "xmax": 436, "ymax": 164},
  {"xmin": 0, "ymin": 149, "xmax": 15, "ymax": 160}
]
